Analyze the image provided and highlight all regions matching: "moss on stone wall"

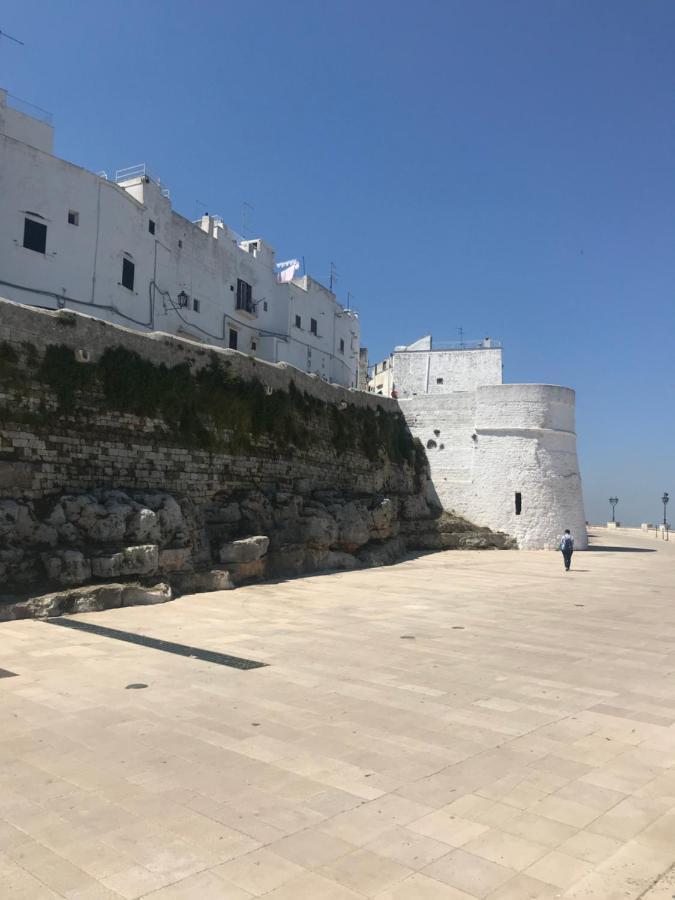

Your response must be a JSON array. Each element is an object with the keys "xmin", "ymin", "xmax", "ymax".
[{"xmin": 22, "ymin": 343, "xmax": 420, "ymax": 466}]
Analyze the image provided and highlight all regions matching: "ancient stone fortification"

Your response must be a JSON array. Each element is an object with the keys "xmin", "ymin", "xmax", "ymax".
[{"xmin": 0, "ymin": 299, "xmax": 511, "ymax": 614}]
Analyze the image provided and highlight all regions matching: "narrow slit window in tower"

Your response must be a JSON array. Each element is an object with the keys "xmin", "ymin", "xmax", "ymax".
[{"xmin": 515, "ymin": 492, "xmax": 522, "ymax": 516}]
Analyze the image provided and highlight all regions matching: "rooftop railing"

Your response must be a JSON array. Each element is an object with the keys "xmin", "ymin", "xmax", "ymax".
[
  {"xmin": 401, "ymin": 339, "xmax": 502, "ymax": 352},
  {"xmin": 6, "ymin": 93, "xmax": 53, "ymax": 125}
]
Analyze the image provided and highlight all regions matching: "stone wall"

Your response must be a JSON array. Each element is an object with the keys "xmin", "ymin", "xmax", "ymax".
[{"xmin": 0, "ymin": 299, "xmax": 512, "ymax": 605}]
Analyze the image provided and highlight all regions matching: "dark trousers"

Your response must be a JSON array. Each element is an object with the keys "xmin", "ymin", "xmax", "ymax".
[{"xmin": 562, "ymin": 550, "xmax": 573, "ymax": 570}]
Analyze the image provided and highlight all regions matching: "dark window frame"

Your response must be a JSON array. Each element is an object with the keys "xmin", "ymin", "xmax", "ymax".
[
  {"xmin": 515, "ymin": 492, "xmax": 522, "ymax": 516},
  {"xmin": 67, "ymin": 210, "xmax": 79, "ymax": 226},
  {"xmin": 294, "ymin": 314, "xmax": 302, "ymax": 329},
  {"xmin": 148, "ymin": 220, "xmax": 156, "ymax": 235},
  {"xmin": 236, "ymin": 278, "xmax": 253, "ymax": 313},
  {"xmin": 121, "ymin": 257, "xmax": 135, "ymax": 291},
  {"xmin": 310, "ymin": 318, "xmax": 318, "ymax": 336},
  {"xmin": 228, "ymin": 328, "xmax": 238, "ymax": 350},
  {"xmin": 23, "ymin": 218, "xmax": 47, "ymax": 254}
]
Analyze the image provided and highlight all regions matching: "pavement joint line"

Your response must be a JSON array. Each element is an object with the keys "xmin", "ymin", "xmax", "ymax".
[{"xmin": 43, "ymin": 616, "xmax": 268, "ymax": 670}]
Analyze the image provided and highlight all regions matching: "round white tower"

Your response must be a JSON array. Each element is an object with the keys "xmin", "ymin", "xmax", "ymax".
[{"xmin": 472, "ymin": 384, "xmax": 587, "ymax": 549}]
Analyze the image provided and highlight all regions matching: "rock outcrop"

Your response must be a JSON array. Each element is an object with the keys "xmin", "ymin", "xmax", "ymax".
[{"xmin": 0, "ymin": 488, "xmax": 513, "ymax": 619}]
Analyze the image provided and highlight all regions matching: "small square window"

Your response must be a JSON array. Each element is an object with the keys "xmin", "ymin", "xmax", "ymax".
[
  {"xmin": 193, "ymin": 298, "xmax": 200, "ymax": 313},
  {"xmin": 229, "ymin": 328, "xmax": 238, "ymax": 350},
  {"xmin": 23, "ymin": 218, "xmax": 47, "ymax": 254},
  {"xmin": 310, "ymin": 318, "xmax": 318, "ymax": 336},
  {"xmin": 121, "ymin": 257, "xmax": 135, "ymax": 291},
  {"xmin": 67, "ymin": 210, "xmax": 79, "ymax": 226},
  {"xmin": 295, "ymin": 314, "xmax": 301, "ymax": 329},
  {"xmin": 149, "ymin": 220, "xmax": 156, "ymax": 235},
  {"xmin": 436, "ymin": 377, "xmax": 444, "ymax": 385}
]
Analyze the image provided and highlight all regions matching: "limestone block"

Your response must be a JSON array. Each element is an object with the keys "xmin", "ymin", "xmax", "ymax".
[
  {"xmin": 228, "ymin": 559, "xmax": 266, "ymax": 585},
  {"xmin": 122, "ymin": 583, "xmax": 172, "ymax": 606},
  {"xmin": 91, "ymin": 553, "xmax": 123, "ymax": 578},
  {"xmin": 240, "ymin": 492, "xmax": 274, "ymax": 532},
  {"xmin": 88, "ymin": 512, "xmax": 128, "ymax": 543},
  {"xmin": 41, "ymin": 550, "xmax": 92, "ymax": 586},
  {"xmin": 357, "ymin": 537, "xmax": 407, "ymax": 568},
  {"xmin": 204, "ymin": 502, "xmax": 242, "ymax": 525},
  {"xmin": 126, "ymin": 508, "xmax": 161, "ymax": 543},
  {"xmin": 275, "ymin": 513, "xmax": 338, "ymax": 550},
  {"xmin": 334, "ymin": 501, "xmax": 370, "ymax": 552},
  {"xmin": 402, "ymin": 494, "xmax": 433, "ymax": 521},
  {"xmin": 219, "ymin": 536, "xmax": 269, "ymax": 564},
  {"xmin": 369, "ymin": 498, "xmax": 398, "ymax": 539},
  {"xmin": 178, "ymin": 569, "xmax": 235, "ymax": 594},
  {"xmin": 158, "ymin": 547, "xmax": 192, "ymax": 572},
  {"xmin": 58, "ymin": 523, "xmax": 81, "ymax": 544},
  {"xmin": 120, "ymin": 544, "xmax": 159, "ymax": 575}
]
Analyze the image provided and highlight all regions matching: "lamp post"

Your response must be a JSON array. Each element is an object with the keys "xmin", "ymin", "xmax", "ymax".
[
  {"xmin": 662, "ymin": 492, "xmax": 669, "ymax": 527},
  {"xmin": 609, "ymin": 497, "xmax": 618, "ymax": 523}
]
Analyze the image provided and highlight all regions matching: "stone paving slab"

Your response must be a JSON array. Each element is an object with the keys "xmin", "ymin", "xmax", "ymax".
[{"xmin": 1, "ymin": 527, "xmax": 675, "ymax": 898}]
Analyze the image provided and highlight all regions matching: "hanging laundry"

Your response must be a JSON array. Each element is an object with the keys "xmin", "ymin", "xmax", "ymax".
[{"xmin": 276, "ymin": 259, "xmax": 300, "ymax": 283}]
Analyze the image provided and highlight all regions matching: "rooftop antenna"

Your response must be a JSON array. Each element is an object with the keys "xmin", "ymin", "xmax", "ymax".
[
  {"xmin": 329, "ymin": 261, "xmax": 339, "ymax": 292},
  {"xmin": 346, "ymin": 290, "xmax": 355, "ymax": 310},
  {"xmin": 458, "ymin": 326, "xmax": 465, "ymax": 349},
  {"xmin": 0, "ymin": 29, "xmax": 25, "ymax": 46},
  {"xmin": 242, "ymin": 201, "xmax": 254, "ymax": 239}
]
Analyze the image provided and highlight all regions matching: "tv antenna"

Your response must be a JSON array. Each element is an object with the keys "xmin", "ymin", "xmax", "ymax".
[
  {"xmin": 242, "ymin": 201, "xmax": 254, "ymax": 238},
  {"xmin": 0, "ymin": 29, "xmax": 24, "ymax": 46},
  {"xmin": 458, "ymin": 326, "xmax": 465, "ymax": 348},
  {"xmin": 329, "ymin": 261, "xmax": 339, "ymax": 292}
]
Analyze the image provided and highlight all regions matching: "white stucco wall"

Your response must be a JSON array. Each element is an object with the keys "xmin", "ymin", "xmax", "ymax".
[
  {"xmin": 399, "ymin": 383, "xmax": 587, "ymax": 549},
  {"xmin": 0, "ymin": 93, "xmax": 359, "ymax": 387},
  {"xmin": 392, "ymin": 347, "xmax": 503, "ymax": 396},
  {"xmin": 0, "ymin": 90, "xmax": 53, "ymax": 154}
]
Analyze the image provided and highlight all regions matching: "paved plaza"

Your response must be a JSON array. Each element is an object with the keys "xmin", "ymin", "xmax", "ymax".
[{"xmin": 2, "ymin": 528, "xmax": 675, "ymax": 899}]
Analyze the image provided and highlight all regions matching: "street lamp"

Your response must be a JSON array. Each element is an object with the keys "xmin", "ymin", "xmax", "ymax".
[
  {"xmin": 662, "ymin": 492, "xmax": 669, "ymax": 527},
  {"xmin": 609, "ymin": 497, "xmax": 618, "ymax": 523}
]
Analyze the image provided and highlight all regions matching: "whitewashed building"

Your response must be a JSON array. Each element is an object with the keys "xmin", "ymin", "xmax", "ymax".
[
  {"xmin": 371, "ymin": 335, "xmax": 588, "ymax": 549},
  {"xmin": 0, "ymin": 89, "xmax": 360, "ymax": 387}
]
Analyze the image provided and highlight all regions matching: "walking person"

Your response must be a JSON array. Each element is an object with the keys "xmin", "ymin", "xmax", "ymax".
[{"xmin": 559, "ymin": 529, "xmax": 574, "ymax": 571}]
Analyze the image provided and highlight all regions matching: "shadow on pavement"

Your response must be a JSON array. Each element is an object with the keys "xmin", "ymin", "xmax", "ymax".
[{"xmin": 588, "ymin": 545, "xmax": 657, "ymax": 553}]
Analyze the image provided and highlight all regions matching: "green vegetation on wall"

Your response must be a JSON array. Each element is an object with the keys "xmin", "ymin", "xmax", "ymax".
[{"xmin": 2, "ymin": 342, "xmax": 424, "ymax": 469}]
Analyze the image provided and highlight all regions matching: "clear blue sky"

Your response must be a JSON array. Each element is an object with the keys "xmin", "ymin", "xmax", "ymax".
[{"xmin": 2, "ymin": 0, "xmax": 673, "ymax": 527}]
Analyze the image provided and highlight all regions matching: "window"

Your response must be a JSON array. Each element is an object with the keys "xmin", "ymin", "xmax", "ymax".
[
  {"xmin": 148, "ymin": 220, "xmax": 156, "ymax": 235},
  {"xmin": 339, "ymin": 338, "xmax": 345, "ymax": 354},
  {"xmin": 310, "ymin": 318, "xmax": 318, "ymax": 336},
  {"xmin": 436, "ymin": 377, "xmax": 444, "ymax": 385},
  {"xmin": 23, "ymin": 218, "xmax": 47, "ymax": 254},
  {"xmin": 251, "ymin": 340, "xmax": 257, "ymax": 351},
  {"xmin": 295, "ymin": 314, "xmax": 302, "ymax": 329},
  {"xmin": 121, "ymin": 257, "xmax": 135, "ymax": 291},
  {"xmin": 515, "ymin": 492, "xmax": 522, "ymax": 516},
  {"xmin": 228, "ymin": 328, "xmax": 238, "ymax": 350},
  {"xmin": 178, "ymin": 239, "xmax": 183, "ymax": 248},
  {"xmin": 67, "ymin": 210, "xmax": 79, "ymax": 226},
  {"xmin": 236, "ymin": 278, "xmax": 253, "ymax": 313},
  {"xmin": 193, "ymin": 298, "xmax": 200, "ymax": 313},
  {"xmin": 263, "ymin": 301, "xmax": 268, "ymax": 312}
]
